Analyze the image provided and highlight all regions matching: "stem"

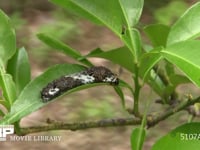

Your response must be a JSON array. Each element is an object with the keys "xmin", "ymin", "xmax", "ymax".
[
  {"xmin": 133, "ymin": 63, "xmax": 141, "ymax": 117},
  {"xmin": 153, "ymin": 66, "xmax": 178, "ymax": 103}
]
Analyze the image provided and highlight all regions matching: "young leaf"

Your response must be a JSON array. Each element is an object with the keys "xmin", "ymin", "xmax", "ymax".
[
  {"xmin": 85, "ymin": 47, "xmax": 135, "ymax": 73},
  {"xmin": 167, "ymin": 2, "xmax": 200, "ymax": 45},
  {"xmin": 7, "ymin": 47, "xmax": 31, "ymax": 95},
  {"xmin": 0, "ymin": 9, "xmax": 16, "ymax": 67},
  {"xmin": 144, "ymin": 24, "xmax": 170, "ymax": 47},
  {"xmin": 37, "ymin": 33, "xmax": 92, "ymax": 66},
  {"xmin": 0, "ymin": 69, "xmax": 16, "ymax": 107},
  {"xmin": 152, "ymin": 122, "xmax": 200, "ymax": 150},
  {"xmin": 139, "ymin": 48, "xmax": 163, "ymax": 81},
  {"xmin": 162, "ymin": 40, "xmax": 200, "ymax": 87},
  {"xmin": 131, "ymin": 127, "xmax": 146, "ymax": 150},
  {"xmin": 147, "ymin": 71, "xmax": 166, "ymax": 98},
  {"xmin": 138, "ymin": 48, "xmax": 167, "ymax": 98},
  {"xmin": 165, "ymin": 62, "xmax": 175, "ymax": 76}
]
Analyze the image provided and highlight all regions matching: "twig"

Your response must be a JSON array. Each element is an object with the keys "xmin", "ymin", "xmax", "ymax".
[
  {"xmin": 19, "ymin": 117, "xmax": 141, "ymax": 135},
  {"xmin": 19, "ymin": 96, "xmax": 200, "ymax": 135},
  {"xmin": 147, "ymin": 96, "xmax": 200, "ymax": 127}
]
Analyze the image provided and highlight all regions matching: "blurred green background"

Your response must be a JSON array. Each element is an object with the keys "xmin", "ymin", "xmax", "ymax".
[{"xmin": 0, "ymin": 0, "xmax": 199, "ymax": 150}]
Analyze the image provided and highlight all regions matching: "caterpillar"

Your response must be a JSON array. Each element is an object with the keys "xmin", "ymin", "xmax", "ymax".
[{"xmin": 41, "ymin": 66, "xmax": 119, "ymax": 102}]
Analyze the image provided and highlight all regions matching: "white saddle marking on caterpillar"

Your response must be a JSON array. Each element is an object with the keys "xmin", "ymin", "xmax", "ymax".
[
  {"xmin": 67, "ymin": 73, "xmax": 95, "ymax": 84},
  {"xmin": 48, "ymin": 88, "xmax": 60, "ymax": 95},
  {"xmin": 103, "ymin": 76, "xmax": 117, "ymax": 83}
]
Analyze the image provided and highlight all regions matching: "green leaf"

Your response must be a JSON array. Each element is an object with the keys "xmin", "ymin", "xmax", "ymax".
[
  {"xmin": 37, "ymin": 33, "xmax": 92, "ymax": 66},
  {"xmin": 0, "ymin": 10, "xmax": 16, "ymax": 66},
  {"xmin": 152, "ymin": 122, "xmax": 200, "ymax": 150},
  {"xmin": 144, "ymin": 24, "xmax": 170, "ymax": 47},
  {"xmin": 139, "ymin": 48, "xmax": 167, "ymax": 98},
  {"xmin": 0, "ymin": 64, "xmax": 119, "ymax": 124},
  {"xmin": 147, "ymin": 71, "xmax": 166, "ymax": 98},
  {"xmin": 50, "ymin": 0, "xmax": 143, "ymax": 61},
  {"xmin": 0, "ymin": 69, "xmax": 16, "ymax": 107},
  {"xmin": 118, "ymin": 0, "xmax": 143, "ymax": 27},
  {"xmin": 7, "ymin": 47, "xmax": 31, "ymax": 95},
  {"xmin": 50, "ymin": 0, "xmax": 143, "ymax": 34},
  {"xmin": 121, "ymin": 28, "xmax": 142, "ymax": 62},
  {"xmin": 131, "ymin": 127, "xmax": 146, "ymax": 150},
  {"xmin": 85, "ymin": 47, "xmax": 135, "ymax": 73},
  {"xmin": 139, "ymin": 48, "xmax": 163, "ymax": 81},
  {"xmin": 0, "ymin": 64, "xmax": 85, "ymax": 124},
  {"xmin": 165, "ymin": 62, "xmax": 175, "ymax": 75},
  {"xmin": 162, "ymin": 40, "xmax": 200, "ymax": 87},
  {"xmin": 139, "ymin": 56, "xmax": 166, "ymax": 98},
  {"xmin": 167, "ymin": 2, "xmax": 200, "ymax": 45},
  {"xmin": 169, "ymin": 74, "xmax": 190, "ymax": 85}
]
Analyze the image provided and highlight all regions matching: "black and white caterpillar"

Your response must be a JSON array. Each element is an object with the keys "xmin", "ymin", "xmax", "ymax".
[{"xmin": 41, "ymin": 66, "xmax": 119, "ymax": 102}]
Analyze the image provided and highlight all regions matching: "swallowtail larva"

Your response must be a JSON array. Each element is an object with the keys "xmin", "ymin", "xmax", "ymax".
[{"xmin": 41, "ymin": 66, "xmax": 119, "ymax": 102}]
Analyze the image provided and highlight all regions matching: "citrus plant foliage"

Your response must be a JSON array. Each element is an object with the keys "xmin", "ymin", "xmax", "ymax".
[{"xmin": 0, "ymin": 1, "xmax": 200, "ymax": 150}]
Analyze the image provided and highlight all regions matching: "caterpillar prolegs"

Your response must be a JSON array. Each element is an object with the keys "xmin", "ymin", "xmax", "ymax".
[{"xmin": 41, "ymin": 66, "xmax": 119, "ymax": 102}]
